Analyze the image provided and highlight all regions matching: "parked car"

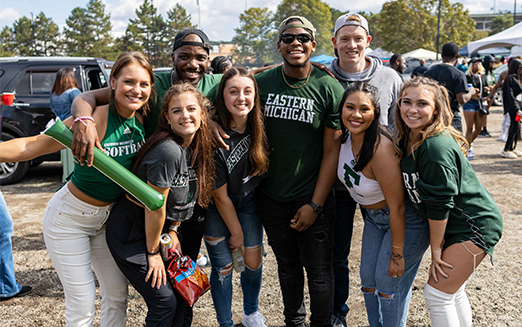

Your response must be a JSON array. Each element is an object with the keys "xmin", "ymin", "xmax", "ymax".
[
  {"xmin": 0, "ymin": 57, "xmax": 113, "ymax": 184},
  {"xmin": 403, "ymin": 58, "xmax": 442, "ymax": 82}
]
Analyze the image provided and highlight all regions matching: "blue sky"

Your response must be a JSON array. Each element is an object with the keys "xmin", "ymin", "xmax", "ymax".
[{"xmin": 0, "ymin": 0, "xmax": 518, "ymax": 42}]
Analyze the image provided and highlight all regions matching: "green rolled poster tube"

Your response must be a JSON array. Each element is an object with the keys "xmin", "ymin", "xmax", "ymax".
[{"xmin": 44, "ymin": 119, "xmax": 165, "ymax": 211}]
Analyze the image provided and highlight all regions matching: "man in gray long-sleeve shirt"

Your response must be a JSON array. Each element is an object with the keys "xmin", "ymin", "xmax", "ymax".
[{"xmin": 328, "ymin": 13, "xmax": 402, "ymax": 130}]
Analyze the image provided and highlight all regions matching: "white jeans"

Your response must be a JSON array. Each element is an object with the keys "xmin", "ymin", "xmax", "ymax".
[{"xmin": 42, "ymin": 186, "xmax": 128, "ymax": 327}]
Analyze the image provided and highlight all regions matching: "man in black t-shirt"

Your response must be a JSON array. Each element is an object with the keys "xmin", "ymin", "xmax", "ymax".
[
  {"xmin": 411, "ymin": 59, "xmax": 429, "ymax": 77},
  {"xmin": 425, "ymin": 42, "xmax": 475, "ymax": 132}
]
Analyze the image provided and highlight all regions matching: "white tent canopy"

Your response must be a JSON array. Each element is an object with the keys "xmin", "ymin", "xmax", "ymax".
[
  {"xmin": 403, "ymin": 48, "xmax": 438, "ymax": 60},
  {"xmin": 511, "ymin": 46, "xmax": 522, "ymax": 57},
  {"xmin": 468, "ymin": 21, "xmax": 522, "ymax": 54},
  {"xmin": 366, "ymin": 47, "xmax": 393, "ymax": 59}
]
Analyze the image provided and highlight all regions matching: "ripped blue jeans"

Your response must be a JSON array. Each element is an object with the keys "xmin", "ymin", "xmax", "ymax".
[
  {"xmin": 204, "ymin": 190, "xmax": 263, "ymax": 327},
  {"xmin": 360, "ymin": 199, "xmax": 430, "ymax": 327}
]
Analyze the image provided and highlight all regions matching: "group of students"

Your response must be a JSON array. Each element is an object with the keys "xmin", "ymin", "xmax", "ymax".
[
  {"xmin": 1, "ymin": 49, "xmax": 267, "ymax": 327},
  {"xmin": 0, "ymin": 17, "xmax": 504, "ymax": 327},
  {"xmin": 462, "ymin": 55, "xmax": 522, "ymax": 160},
  {"xmin": 433, "ymin": 53, "xmax": 522, "ymax": 160}
]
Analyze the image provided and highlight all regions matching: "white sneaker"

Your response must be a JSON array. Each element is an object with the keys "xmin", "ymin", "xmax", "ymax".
[
  {"xmin": 513, "ymin": 150, "xmax": 522, "ymax": 157},
  {"xmin": 242, "ymin": 311, "xmax": 267, "ymax": 327},
  {"xmin": 196, "ymin": 254, "xmax": 209, "ymax": 267},
  {"xmin": 467, "ymin": 148, "xmax": 475, "ymax": 160},
  {"xmin": 501, "ymin": 150, "xmax": 518, "ymax": 159}
]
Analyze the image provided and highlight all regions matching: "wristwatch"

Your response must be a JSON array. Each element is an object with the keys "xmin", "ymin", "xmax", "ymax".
[{"xmin": 308, "ymin": 200, "xmax": 323, "ymax": 214}]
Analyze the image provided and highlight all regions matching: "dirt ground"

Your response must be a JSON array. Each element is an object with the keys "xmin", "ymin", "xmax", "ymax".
[{"xmin": 1, "ymin": 106, "xmax": 521, "ymax": 326}]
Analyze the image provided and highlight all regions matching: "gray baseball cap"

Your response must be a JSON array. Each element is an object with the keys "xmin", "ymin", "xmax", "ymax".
[{"xmin": 334, "ymin": 13, "xmax": 369, "ymax": 36}]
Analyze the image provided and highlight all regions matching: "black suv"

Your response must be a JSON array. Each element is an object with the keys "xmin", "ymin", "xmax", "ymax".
[{"xmin": 0, "ymin": 57, "xmax": 113, "ymax": 184}]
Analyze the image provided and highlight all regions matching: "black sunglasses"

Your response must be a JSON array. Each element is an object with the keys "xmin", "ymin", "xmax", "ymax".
[{"xmin": 280, "ymin": 33, "xmax": 313, "ymax": 44}]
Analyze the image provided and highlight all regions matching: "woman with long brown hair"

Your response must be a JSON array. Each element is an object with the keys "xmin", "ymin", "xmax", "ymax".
[
  {"xmin": 105, "ymin": 83, "xmax": 215, "ymax": 327},
  {"xmin": 204, "ymin": 67, "xmax": 270, "ymax": 327},
  {"xmin": 50, "ymin": 67, "xmax": 80, "ymax": 120}
]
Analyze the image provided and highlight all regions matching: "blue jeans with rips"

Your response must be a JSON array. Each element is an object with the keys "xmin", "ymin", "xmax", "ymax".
[
  {"xmin": 256, "ymin": 191, "xmax": 336, "ymax": 327},
  {"xmin": 360, "ymin": 199, "xmax": 429, "ymax": 327},
  {"xmin": 204, "ymin": 191, "xmax": 264, "ymax": 327},
  {"xmin": 0, "ymin": 190, "xmax": 22, "ymax": 298}
]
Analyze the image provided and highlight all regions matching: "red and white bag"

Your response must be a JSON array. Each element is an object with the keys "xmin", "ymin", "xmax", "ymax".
[{"xmin": 166, "ymin": 250, "xmax": 211, "ymax": 306}]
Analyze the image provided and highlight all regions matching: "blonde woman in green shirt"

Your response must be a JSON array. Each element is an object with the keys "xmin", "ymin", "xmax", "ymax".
[{"xmin": 395, "ymin": 77, "xmax": 502, "ymax": 327}]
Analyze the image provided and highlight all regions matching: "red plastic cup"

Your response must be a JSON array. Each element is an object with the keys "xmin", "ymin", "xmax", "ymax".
[
  {"xmin": 1, "ymin": 93, "xmax": 15, "ymax": 106},
  {"xmin": 516, "ymin": 115, "xmax": 521, "ymax": 122}
]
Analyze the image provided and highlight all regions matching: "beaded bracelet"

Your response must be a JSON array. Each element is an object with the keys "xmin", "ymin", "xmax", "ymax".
[{"xmin": 71, "ymin": 116, "xmax": 95, "ymax": 128}]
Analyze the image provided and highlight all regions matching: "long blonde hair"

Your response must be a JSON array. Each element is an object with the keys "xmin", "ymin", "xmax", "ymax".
[
  {"xmin": 465, "ymin": 60, "xmax": 484, "ymax": 75},
  {"xmin": 394, "ymin": 76, "xmax": 468, "ymax": 157}
]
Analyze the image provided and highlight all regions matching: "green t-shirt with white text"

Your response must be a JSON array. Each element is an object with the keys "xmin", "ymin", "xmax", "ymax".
[{"xmin": 255, "ymin": 66, "xmax": 343, "ymax": 201}]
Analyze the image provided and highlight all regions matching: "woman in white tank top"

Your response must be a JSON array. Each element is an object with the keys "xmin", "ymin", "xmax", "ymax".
[{"xmin": 336, "ymin": 82, "xmax": 429, "ymax": 327}]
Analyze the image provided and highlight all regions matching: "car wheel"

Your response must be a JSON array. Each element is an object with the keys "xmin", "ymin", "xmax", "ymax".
[
  {"xmin": 492, "ymin": 89, "xmax": 503, "ymax": 107},
  {"xmin": 0, "ymin": 132, "xmax": 30, "ymax": 185}
]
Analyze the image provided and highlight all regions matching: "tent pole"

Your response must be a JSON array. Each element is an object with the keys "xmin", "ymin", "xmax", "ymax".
[{"xmin": 436, "ymin": 0, "xmax": 442, "ymax": 60}]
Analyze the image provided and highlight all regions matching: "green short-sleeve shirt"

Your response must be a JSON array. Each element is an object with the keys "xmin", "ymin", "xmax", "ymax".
[{"xmin": 255, "ymin": 66, "xmax": 344, "ymax": 201}]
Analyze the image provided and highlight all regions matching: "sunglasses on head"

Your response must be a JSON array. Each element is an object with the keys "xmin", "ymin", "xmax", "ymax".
[{"xmin": 280, "ymin": 33, "xmax": 313, "ymax": 44}]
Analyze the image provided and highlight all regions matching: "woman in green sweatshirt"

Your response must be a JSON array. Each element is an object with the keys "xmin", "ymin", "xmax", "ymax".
[{"xmin": 394, "ymin": 76, "xmax": 503, "ymax": 327}]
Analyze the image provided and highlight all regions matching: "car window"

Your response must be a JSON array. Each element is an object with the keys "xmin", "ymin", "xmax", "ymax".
[
  {"xmin": 15, "ymin": 73, "xmax": 30, "ymax": 94},
  {"xmin": 85, "ymin": 68, "xmax": 107, "ymax": 90},
  {"xmin": 15, "ymin": 71, "xmax": 57, "ymax": 95}
]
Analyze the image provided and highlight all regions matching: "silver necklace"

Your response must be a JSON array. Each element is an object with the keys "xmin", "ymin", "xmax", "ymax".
[{"xmin": 114, "ymin": 106, "xmax": 137, "ymax": 143}]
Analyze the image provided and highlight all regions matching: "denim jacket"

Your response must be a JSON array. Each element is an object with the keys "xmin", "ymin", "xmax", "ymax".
[{"xmin": 49, "ymin": 88, "xmax": 81, "ymax": 120}]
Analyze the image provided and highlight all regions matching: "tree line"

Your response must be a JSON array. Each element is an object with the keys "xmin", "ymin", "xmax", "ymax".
[
  {"xmin": 233, "ymin": 0, "xmax": 495, "ymax": 67},
  {"xmin": 0, "ymin": 0, "xmax": 511, "ymax": 67},
  {"xmin": 0, "ymin": 0, "xmax": 195, "ymax": 67}
]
